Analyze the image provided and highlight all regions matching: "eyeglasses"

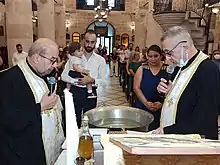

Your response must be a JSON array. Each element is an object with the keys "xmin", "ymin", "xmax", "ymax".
[
  {"xmin": 39, "ymin": 54, "xmax": 58, "ymax": 65},
  {"xmin": 163, "ymin": 41, "xmax": 187, "ymax": 57},
  {"xmin": 213, "ymin": 52, "xmax": 220, "ymax": 55}
]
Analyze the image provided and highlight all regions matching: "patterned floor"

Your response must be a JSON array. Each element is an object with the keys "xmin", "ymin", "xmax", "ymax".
[
  {"xmin": 96, "ymin": 65, "xmax": 130, "ymax": 107},
  {"xmin": 97, "ymin": 75, "xmax": 130, "ymax": 107}
]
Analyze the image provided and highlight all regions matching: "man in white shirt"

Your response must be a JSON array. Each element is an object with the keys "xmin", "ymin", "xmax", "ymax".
[
  {"xmin": 12, "ymin": 44, "xmax": 28, "ymax": 66},
  {"xmin": 61, "ymin": 30, "xmax": 107, "ymax": 127}
]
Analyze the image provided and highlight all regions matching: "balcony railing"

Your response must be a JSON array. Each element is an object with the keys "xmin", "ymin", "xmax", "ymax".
[
  {"xmin": 154, "ymin": 0, "xmax": 173, "ymax": 13},
  {"xmin": 154, "ymin": 0, "xmax": 204, "ymax": 13},
  {"xmin": 153, "ymin": 0, "xmax": 208, "ymax": 26}
]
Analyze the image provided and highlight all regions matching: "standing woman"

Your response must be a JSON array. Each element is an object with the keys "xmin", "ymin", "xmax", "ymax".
[
  {"xmin": 129, "ymin": 52, "xmax": 142, "ymax": 76},
  {"xmin": 135, "ymin": 46, "xmax": 140, "ymax": 53},
  {"xmin": 212, "ymin": 50, "xmax": 220, "ymax": 116},
  {"xmin": 133, "ymin": 45, "xmax": 167, "ymax": 131},
  {"xmin": 110, "ymin": 47, "xmax": 119, "ymax": 77},
  {"xmin": 102, "ymin": 46, "xmax": 108, "ymax": 62},
  {"xmin": 128, "ymin": 52, "xmax": 142, "ymax": 104},
  {"xmin": 212, "ymin": 50, "xmax": 220, "ymax": 71},
  {"xmin": 140, "ymin": 48, "xmax": 147, "ymax": 63}
]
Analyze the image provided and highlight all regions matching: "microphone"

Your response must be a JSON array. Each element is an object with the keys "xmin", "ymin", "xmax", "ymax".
[
  {"xmin": 160, "ymin": 65, "xmax": 175, "ymax": 99},
  {"xmin": 166, "ymin": 65, "xmax": 175, "ymax": 84},
  {"xmin": 47, "ymin": 77, "xmax": 56, "ymax": 96}
]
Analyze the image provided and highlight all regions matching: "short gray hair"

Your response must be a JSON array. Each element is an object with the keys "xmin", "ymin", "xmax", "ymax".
[
  {"xmin": 161, "ymin": 26, "xmax": 193, "ymax": 44},
  {"xmin": 28, "ymin": 38, "xmax": 57, "ymax": 57},
  {"xmin": 28, "ymin": 43, "xmax": 48, "ymax": 57}
]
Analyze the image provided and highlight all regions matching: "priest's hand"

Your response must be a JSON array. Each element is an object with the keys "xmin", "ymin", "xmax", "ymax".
[
  {"xmin": 40, "ymin": 91, "xmax": 57, "ymax": 111},
  {"xmin": 157, "ymin": 78, "xmax": 172, "ymax": 95},
  {"xmin": 152, "ymin": 127, "xmax": 164, "ymax": 134}
]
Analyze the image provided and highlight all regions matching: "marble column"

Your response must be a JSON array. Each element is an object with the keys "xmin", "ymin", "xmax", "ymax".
[
  {"xmin": 6, "ymin": 0, "xmax": 33, "ymax": 66},
  {"xmin": 145, "ymin": 0, "xmax": 163, "ymax": 47},
  {"xmin": 55, "ymin": 3, "xmax": 66, "ymax": 47},
  {"xmin": 37, "ymin": 0, "xmax": 55, "ymax": 40},
  {"xmin": 214, "ymin": 13, "xmax": 220, "ymax": 49},
  {"xmin": 0, "ymin": 4, "xmax": 6, "ymax": 47},
  {"xmin": 134, "ymin": 8, "xmax": 148, "ymax": 49}
]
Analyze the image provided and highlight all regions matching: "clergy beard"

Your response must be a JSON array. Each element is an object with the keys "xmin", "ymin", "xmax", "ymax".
[{"xmin": 84, "ymin": 46, "xmax": 95, "ymax": 53}]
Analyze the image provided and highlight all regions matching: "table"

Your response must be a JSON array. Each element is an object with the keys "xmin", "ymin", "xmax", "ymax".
[
  {"xmin": 103, "ymin": 134, "xmax": 220, "ymax": 165},
  {"xmin": 55, "ymin": 117, "xmax": 220, "ymax": 165}
]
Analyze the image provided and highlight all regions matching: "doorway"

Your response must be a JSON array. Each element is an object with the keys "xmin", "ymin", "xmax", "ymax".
[
  {"xmin": 87, "ymin": 21, "xmax": 115, "ymax": 55},
  {"xmin": 96, "ymin": 36, "xmax": 112, "ymax": 55}
]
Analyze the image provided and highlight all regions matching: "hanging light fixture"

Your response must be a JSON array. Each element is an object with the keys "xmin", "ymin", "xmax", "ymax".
[
  {"xmin": 212, "ymin": 7, "xmax": 219, "ymax": 14},
  {"xmin": 103, "ymin": 15, "xmax": 108, "ymax": 19},
  {"xmin": 32, "ymin": 11, "xmax": 38, "ymax": 23},
  {"xmin": 94, "ymin": 14, "xmax": 99, "ymax": 19},
  {"xmin": 94, "ymin": 0, "xmax": 111, "ymax": 22}
]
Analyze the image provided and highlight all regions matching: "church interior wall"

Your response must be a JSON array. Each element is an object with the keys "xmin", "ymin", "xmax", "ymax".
[
  {"xmin": 65, "ymin": 0, "xmax": 147, "ymax": 49},
  {"xmin": 0, "ymin": 10, "xmax": 6, "ymax": 47}
]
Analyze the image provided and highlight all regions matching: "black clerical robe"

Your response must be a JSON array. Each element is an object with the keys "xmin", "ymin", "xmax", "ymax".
[
  {"xmin": 0, "ymin": 66, "xmax": 47, "ymax": 165},
  {"xmin": 164, "ymin": 51, "xmax": 220, "ymax": 140}
]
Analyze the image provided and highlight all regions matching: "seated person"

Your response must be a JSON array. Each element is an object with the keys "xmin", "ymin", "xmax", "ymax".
[{"xmin": 68, "ymin": 42, "xmax": 96, "ymax": 98}]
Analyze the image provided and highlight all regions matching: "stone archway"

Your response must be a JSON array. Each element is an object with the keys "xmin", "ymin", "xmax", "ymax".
[{"xmin": 87, "ymin": 20, "xmax": 115, "ymax": 54}]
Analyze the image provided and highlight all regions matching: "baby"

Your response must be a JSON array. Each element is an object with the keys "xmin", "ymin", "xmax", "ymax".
[{"xmin": 68, "ymin": 42, "xmax": 96, "ymax": 98}]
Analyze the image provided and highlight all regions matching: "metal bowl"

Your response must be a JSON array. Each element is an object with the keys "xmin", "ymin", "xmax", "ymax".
[{"xmin": 84, "ymin": 106, "xmax": 154, "ymax": 132}]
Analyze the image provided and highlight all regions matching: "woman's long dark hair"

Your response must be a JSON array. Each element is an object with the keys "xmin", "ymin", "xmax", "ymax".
[
  {"xmin": 147, "ymin": 45, "xmax": 162, "ymax": 55},
  {"xmin": 147, "ymin": 45, "xmax": 165, "ymax": 61},
  {"xmin": 135, "ymin": 46, "xmax": 140, "ymax": 52}
]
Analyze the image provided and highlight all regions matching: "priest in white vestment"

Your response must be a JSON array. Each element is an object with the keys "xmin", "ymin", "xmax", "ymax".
[
  {"xmin": 154, "ymin": 26, "xmax": 220, "ymax": 140},
  {"xmin": 0, "ymin": 38, "xmax": 64, "ymax": 165}
]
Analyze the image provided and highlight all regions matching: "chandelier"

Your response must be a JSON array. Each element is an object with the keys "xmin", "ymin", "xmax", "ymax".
[
  {"xmin": 205, "ymin": 1, "xmax": 220, "ymax": 14},
  {"xmin": 94, "ymin": 1, "xmax": 111, "ymax": 22},
  {"xmin": 32, "ymin": 11, "xmax": 38, "ymax": 23}
]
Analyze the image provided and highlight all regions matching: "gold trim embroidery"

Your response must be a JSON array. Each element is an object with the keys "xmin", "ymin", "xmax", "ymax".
[{"xmin": 160, "ymin": 52, "xmax": 208, "ymax": 127}]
